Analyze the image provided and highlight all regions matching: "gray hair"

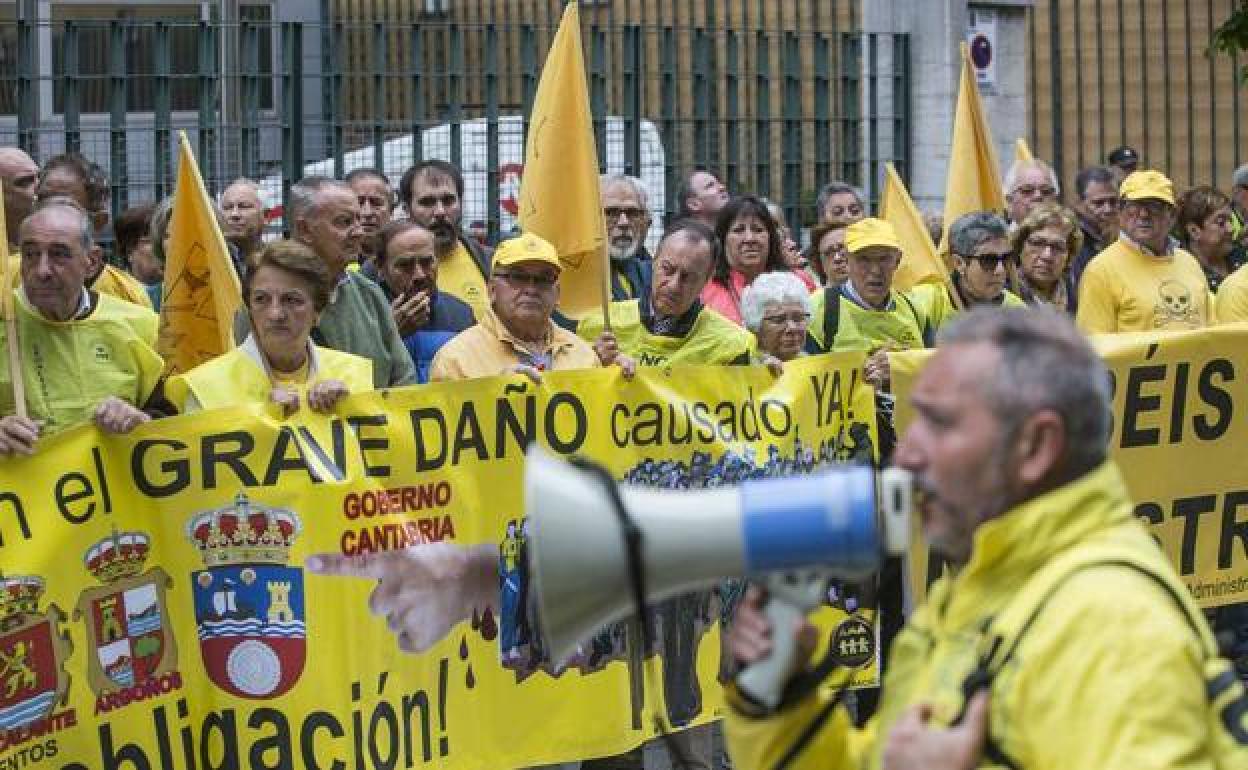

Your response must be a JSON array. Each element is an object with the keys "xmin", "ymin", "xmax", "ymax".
[
  {"xmin": 149, "ymin": 196, "xmax": 175, "ymax": 265},
  {"xmin": 1004, "ymin": 159, "xmax": 1061, "ymax": 197},
  {"xmin": 1233, "ymin": 163, "xmax": 1248, "ymax": 190},
  {"xmin": 937, "ymin": 307, "xmax": 1111, "ymax": 478},
  {"xmin": 948, "ymin": 211, "xmax": 1009, "ymax": 257},
  {"xmin": 600, "ymin": 173, "xmax": 649, "ymax": 209},
  {"xmin": 816, "ymin": 181, "xmax": 864, "ymax": 219},
  {"xmin": 29, "ymin": 197, "xmax": 93, "ymax": 251},
  {"xmin": 740, "ymin": 271, "xmax": 812, "ymax": 332},
  {"xmin": 289, "ymin": 176, "xmax": 349, "ymax": 223}
]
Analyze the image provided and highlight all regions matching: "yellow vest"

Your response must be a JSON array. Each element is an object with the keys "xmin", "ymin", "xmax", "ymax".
[
  {"xmin": 0, "ymin": 290, "xmax": 163, "ymax": 435},
  {"xmin": 807, "ymin": 287, "xmax": 930, "ymax": 353},
  {"xmin": 910, "ymin": 283, "xmax": 1025, "ymax": 333},
  {"xmin": 577, "ymin": 299, "xmax": 755, "ymax": 366},
  {"xmin": 166, "ymin": 340, "xmax": 373, "ymax": 413}
]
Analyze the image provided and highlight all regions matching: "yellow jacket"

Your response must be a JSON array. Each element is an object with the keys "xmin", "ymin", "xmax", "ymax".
[
  {"xmin": 166, "ymin": 335, "xmax": 373, "ymax": 413},
  {"xmin": 0, "ymin": 289, "xmax": 163, "ymax": 435},
  {"xmin": 576, "ymin": 299, "xmax": 755, "ymax": 366},
  {"xmin": 429, "ymin": 306, "xmax": 599, "ymax": 382},
  {"xmin": 726, "ymin": 462, "xmax": 1235, "ymax": 770},
  {"xmin": 909, "ymin": 282, "xmax": 1025, "ymax": 333},
  {"xmin": 807, "ymin": 286, "xmax": 930, "ymax": 353}
]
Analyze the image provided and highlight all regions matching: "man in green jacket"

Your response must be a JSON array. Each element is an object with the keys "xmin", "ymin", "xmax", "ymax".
[{"xmin": 725, "ymin": 307, "xmax": 1247, "ymax": 769}]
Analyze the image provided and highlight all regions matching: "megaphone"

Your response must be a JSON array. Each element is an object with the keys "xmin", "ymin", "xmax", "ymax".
[{"xmin": 524, "ymin": 444, "xmax": 911, "ymax": 708}]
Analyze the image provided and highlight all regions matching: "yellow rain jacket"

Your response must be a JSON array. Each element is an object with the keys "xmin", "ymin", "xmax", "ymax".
[
  {"xmin": 577, "ymin": 298, "xmax": 755, "ymax": 367},
  {"xmin": 0, "ymin": 289, "xmax": 163, "ymax": 435},
  {"xmin": 806, "ymin": 286, "xmax": 930, "ymax": 353},
  {"xmin": 909, "ymin": 282, "xmax": 1025, "ymax": 334},
  {"xmin": 166, "ymin": 335, "xmax": 373, "ymax": 413},
  {"xmin": 726, "ymin": 462, "xmax": 1242, "ymax": 769}
]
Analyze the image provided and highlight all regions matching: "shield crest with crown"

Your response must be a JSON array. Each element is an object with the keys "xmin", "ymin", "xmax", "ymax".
[
  {"xmin": 0, "ymin": 575, "xmax": 72, "ymax": 730},
  {"xmin": 73, "ymin": 530, "xmax": 177, "ymax": 696},
  {"xmin": 185, "ymin": 493, "xmax": 305, "ymax": 699}
]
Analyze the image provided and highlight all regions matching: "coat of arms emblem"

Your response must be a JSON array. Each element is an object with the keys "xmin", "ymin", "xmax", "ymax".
[
  {"xmin": 186, "ymin": 493, "xmax": 305, "ymax": 699},
  {"xmin": 0, "ymin": 575, "xmax": 72, "ymax": 730},
  {"xmin": 73, "ymin": 530, "xmax": 177, "ymax": 696}
]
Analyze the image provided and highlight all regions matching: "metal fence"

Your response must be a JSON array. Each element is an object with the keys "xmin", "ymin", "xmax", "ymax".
[
  {"xmin": 1027, "ymin": 0, "xmax": 1245, "ymax": 191},
  {"xmin": 0, "ymin": 4, "xmax": 911, "ymax": 245}
]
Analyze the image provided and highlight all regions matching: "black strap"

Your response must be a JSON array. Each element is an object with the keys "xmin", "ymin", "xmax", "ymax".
[
  {"xmin": 808, "ymin": 286, "xmax": 841, "ymax": 354},
  {"xmin": 896, "ymin": 291, "xmax": 934, "ymax": 348}
]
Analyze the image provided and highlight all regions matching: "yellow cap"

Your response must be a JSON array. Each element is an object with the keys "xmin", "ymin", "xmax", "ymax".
[
  {"xmin": 1119, "ymin": 170, "xmax": 1175, "ymax": 206},
  {"xmin": 492, "ymin": 232, "xmax": 561, "ymax": 272},
  {"xmin": 845, "ymin": 217, "xmax": 902, "ymax": 254}
]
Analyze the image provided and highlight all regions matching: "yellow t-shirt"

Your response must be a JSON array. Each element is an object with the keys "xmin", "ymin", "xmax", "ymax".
[
  {"xmin": 1215, "ymin": 264, "xmax": 1248, "ymax": 324},
  {"xmin": 1076, "ymin": 239, "xmax": 1213, "ymax": 334},
  {"xmin": 271, "ymin": 359, "xmax": 310, "ymax": 388},
  {"xmin": 436, "ymin": 242, "xmax": 488, "ymax": 320}
]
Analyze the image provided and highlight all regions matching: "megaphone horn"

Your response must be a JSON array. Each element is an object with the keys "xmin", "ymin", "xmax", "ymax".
[{"xmin": 524, "ymin": 444, "xmax": 911, "ymax": 667}]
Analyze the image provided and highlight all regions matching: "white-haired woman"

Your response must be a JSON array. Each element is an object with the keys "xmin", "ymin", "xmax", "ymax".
[{"xmin": 741, "ymin": 271, "xmax": 812, "ymax": 374}]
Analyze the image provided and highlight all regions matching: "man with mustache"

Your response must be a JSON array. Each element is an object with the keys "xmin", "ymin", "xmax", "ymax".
[
  {"xmin": 373, "ymin": 221, "xmax": 474, "ymax": 383},
  {"xmin": 399, "ymin": 160, "xmax": 492, "ymax": 320},
  {"xmin": 600, "ymin": 174, "xmax": 653, "ymax": 302},
  {"xmin": 1076, "ymin": 170, "xmax": 1213, "ymax": 333}
]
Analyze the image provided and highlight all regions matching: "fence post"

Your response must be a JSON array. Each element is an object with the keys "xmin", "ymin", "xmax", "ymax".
[
  {"xmin": 372, "ymin": 22, "xmax": 387, "ymax": 173},
  {"xmin": 153, "ymin": 21, "xmax": 172, "ymax": 200},
  {"xmin": 485, "ymin": 23, "xmax": 500, "ymax": 242},
  {"xmin": 197, "ymin": 21, "xmax": 218, "ymax": 191},
  {"xmin": 281, "ymin": 21, "xmax": 305, "ymax": 234},
  {"xmin": 62, "ymin": 21, "xmax": 80, "ymax": 155},
  {"xmin": 109, "ymin": 20, "xmax": 129, "ymax": 216}
]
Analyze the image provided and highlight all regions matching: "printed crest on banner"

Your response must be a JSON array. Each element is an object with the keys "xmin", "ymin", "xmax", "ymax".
[
  {"xmin": 185, "ymin": 493, "xmax": 305, "ymax": 699},
  {"xmin": 73, "ymin": 530, "xmax": 177, "ymax": 696},
  {"xmin": 0, "ymin": 574, "xmax": 72, "ymax": 730}
]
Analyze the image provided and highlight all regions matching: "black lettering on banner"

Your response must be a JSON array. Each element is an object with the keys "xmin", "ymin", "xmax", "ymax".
[
  {"xmin": 263, "ymin": 427, "xmax": 320, "ymax": 486},
  {"xmin": 152, "ymin": 704, "xmax": 176, "ymax": 770},
  {"xmin": 546, "ymin": 393, "xmax": 587, "ymax": 453},
  {"xmin": 410, "ymin": 407, "xmax": 448, "ymax": 471},
  {"xmin": 1169, "ymin": 361, "xmax": 1189, "ymax": 443},
  {"xmin": 740, "ymin": 390, "xmax": 761, "ymax": 442},
  {"xmin": 91, "ymin": 445, "xmax": 113, "ymax": 512},
  {"xmin": 1121, "ymin": 364, "xmax": 1165, "ymax": 448},
  {"xmin": 631, "ymin": 403, "xmax": 661, "ymax": 446},
  {"xmin": 0, "ymin": 490, "xmax": 30, "ymax": 547},
  {"xmin": 200, "ymin": 709, "xmax": 240, "ymax": 770},
  {"xmin": 54, "ymin": 472, "xmax": 97, "ymax": 524},
  {"xmin": 1175, "ymin": 495, "xmax": 1218, "ymax": 576},
  {"xmin": 1133, "ymin": 501, "xmax": 1165, "ymax": 548},
  {"xmin": 247, "ymin": 707, "xmax": 295, "ymax": 770},
  {"xmin": 497, "ymin": 395, "xmax": 536, "ymax": 455},
  {"xmin": 97, "ymin": 722, "xmax": 151, "ymax": 770},
  {"xmin": 131, "ymin": 438, "xmax": 190, "ymax": 497},
  {"xmin": 667, "ymin": 403, "xmax": 693, "ymax": 444},
  {"xmin": 692, "ymin": 402, "xmax": 715, "ymax": 443},
  {"xmin": 1195, "ymin": 358, "xmax": 1235, "ymax": 441},
  {"xmin": 347, "ymin": 415, "xmax": 391, "ymax": 477},
  {"xmin": 201, "ymin": 432, "xmax": 258, "ymax": 490},
  {"xmin": 759, "ymin": 399, "xmax": 792, "ymax": 437},
  {"xmin": 452, "ymin": 403, "xmax": 488, "ymax": 464},
  {"xmin": 300, "ymin": 711, "xmax": 346, "ymax": 770},
  {"xmin": 714, "ymin": 400, "xmax": 738, "ymax": 442},
  {"xmin": 1219, "ymin": 490, "xmax": 1248, "ymax": 570}
]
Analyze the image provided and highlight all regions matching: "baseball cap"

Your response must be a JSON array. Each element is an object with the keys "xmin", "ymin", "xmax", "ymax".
[
  {"xmin": 1119, "ymin": 170, "xmax": 1175, "ymax": 206},
  {"xmin": 492, "ymin": 232, "xmax": 561, "ymax": 272},
  {"xmin": 845, "ymin": 217, "xmax": 903, "ymax": 254}
]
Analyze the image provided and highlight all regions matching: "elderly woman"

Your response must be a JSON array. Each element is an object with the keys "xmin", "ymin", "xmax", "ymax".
[
  {"xmin": 741, "ymin": 271, "xmax": 812, "ymax": 374},
  {"xmin": 701, "ymin": 195, "xmax": 816, "ymax": 325},
  {"xmin": 1011, "ymin": 203, "xmax": 1082, "ymax": 314},
  {"xmin": 167, "ymin": 240, "xmax": 373, "ymax": 414},
  {"xmin": 808, "ymin": 220, "xmax": 850, "ymax": 288},
  {"xmin": 113, "ymin": 203, "xmax": 162, "ymax": 303},
  {"xmin": 914, "ymin": 211, "xmax": 1025, "ymax": 333}
]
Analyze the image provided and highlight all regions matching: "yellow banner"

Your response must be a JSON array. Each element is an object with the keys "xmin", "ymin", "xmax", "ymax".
[
  {"xmin": 891, "ymin": 324, "xmax": 1248, "ymax": 609},
  {"xmin": 0, "ymin": 355, "xmax": 878, "ymax": 768}
]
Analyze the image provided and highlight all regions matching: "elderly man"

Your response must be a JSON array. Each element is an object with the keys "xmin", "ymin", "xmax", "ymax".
[
  {"xmin": 0, "ymin": 200, "xmax": 165, "ymax": 454},
  {"xmin": 399, "ymin": 160, "xmax": 492, "ymax": 319},
  {"xmin": 1077, "ymin": 169, "xmax": 1213, "ymax": 333},
  {"xmin": 220, "ymin": 178, "xmax": 267, "ymax": 268},
  {"xmin": 806, "ymin": 218, "xmax": 931, "ymax": 387},
  {"xmin": 430, "ymin": 232, "xmax": 599, "ymax": 382},
  {"xmin": 724, "ymin": 307, "xmax": 1244, "ymax": 769},
  {"xmin": 0, "ymin": 148, "xmax": 39, "ymax": 252},
  {"xmin": 1003, "ymin": 158, "xmax": 1059, "ymax": 225},
  {"xmin": 346, "ymin": 167, "xmax": 393, "ymax": 267},
  {"xmin": 237, "ymin": 176, "xmax": 415, "ymax": 388},
  {"xmin": 36, "ymin": 153, "xmax": 152, "ymax": 309},
  {"xmin": 579, "ymin": 219, "xmax": 754, "ymax": 368},
  {"xmin": 677, "ymin": 169, "xmax": 730, "ymax": 229},
  {"xmin": 1069, "ymin": 166, "xmax": 1120, "ymax": 285},
  {"xmin": 373, "ymin": 221, "xmax": 474, "ymax": 383},
  {"xmin": 913, "ymin": 212, "xmax": 1024, "ymax": 332},
  {"xmin": 601, "ymin": 174, "xmax": 653, "ymax": 301},
  {"xmin": 816, "ymin": 181, "xmax": 867, "ymax": 227}
]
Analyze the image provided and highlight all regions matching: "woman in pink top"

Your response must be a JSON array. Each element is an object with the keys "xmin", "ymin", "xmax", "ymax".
[{"xmin": 700, "ymin": 195, "xmax": 816, "ymax": 324}]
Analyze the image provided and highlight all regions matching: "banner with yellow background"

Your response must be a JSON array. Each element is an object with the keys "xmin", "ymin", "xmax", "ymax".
[
  {"xmin": 891, "ymin": 324, "xmax": 1248, "ymax": 609},
  {"xmin": 0, "ymin": 354, "xmax": 878, "ymax": 770}
]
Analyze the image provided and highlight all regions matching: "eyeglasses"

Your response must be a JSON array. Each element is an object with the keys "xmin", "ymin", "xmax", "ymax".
[
  {"xmin": 1013, "ymin": 185, "xmax": 1057, "ymax": 198},
  {"xmin": 604, "ymin": 206, "xmax": 647, "ymax": 222},
  {"xmin": 494, "ymin": 270, "xmax": 559, "ymax": 289},
  {"xmin": 1122, "ymin": 199, "xmax": 1171, "ymax": 217},
  {"xmin": 761, "ymin": 311, "xmax": 812, "ymax": 326},
  {"xmin": 818, "ymin": 244, "xmax": 848, "ymax": 259},
  {"xmin": 1024, "ymin": 235, "xmax": 1069, "ymax": 255},
  {"xmin": 965, "ymin": 252, "xmax": 1014, "ymax": 271}
]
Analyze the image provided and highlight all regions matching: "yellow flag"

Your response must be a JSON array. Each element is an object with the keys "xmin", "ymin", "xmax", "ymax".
[
  {"xmin": 1014, "ymin": 137, "xmax": 1034, "ymax": 162},
  {"xmin": 939, "ymin": 43, "xmax": 1006, "ymax": 257},
  {"xmin": 518, "ymin": 2, "xmax": 607, "ymax": 320},
  {"xmin": 880, "ymin": 164, "xmax": 947, "ymax": 292},
  {"xmin": 157, "ymin": 133, "xmax": 241, "ymax": 376}
]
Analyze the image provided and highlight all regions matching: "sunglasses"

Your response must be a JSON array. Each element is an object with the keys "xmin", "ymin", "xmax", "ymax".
[{"xmin": 964, "ymin": 252, "xmax": 1014, "ymax": 271}]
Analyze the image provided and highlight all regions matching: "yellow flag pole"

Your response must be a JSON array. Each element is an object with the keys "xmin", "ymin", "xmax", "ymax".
[
  {"xmin": 0, "ymin": 181, "xmax": 27, "ymax": 419},
  {"xmin": 600, "ymin": 240, "xmax": 612, "ymax": 333}
]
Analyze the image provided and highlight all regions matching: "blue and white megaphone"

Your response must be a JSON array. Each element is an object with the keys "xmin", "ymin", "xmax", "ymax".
[{"xmin": 524, "ymin": 445, "xmax": 911, "ymax": 710}]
